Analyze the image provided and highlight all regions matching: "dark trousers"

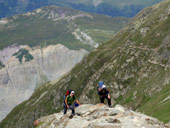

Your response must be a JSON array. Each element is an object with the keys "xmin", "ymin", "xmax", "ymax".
[
  {"xmin": 100, "ymin": 95, "xmax": 111, "ymax": 106},
  {"xmin": 64, "ymin": 104, "xmax": 75, "ymax": 115}
]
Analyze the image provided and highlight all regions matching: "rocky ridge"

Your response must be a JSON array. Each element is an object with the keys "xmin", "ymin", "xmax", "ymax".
[{"xmin": 35, "ymin": 104, "xmax": 167, "ymax": 128}]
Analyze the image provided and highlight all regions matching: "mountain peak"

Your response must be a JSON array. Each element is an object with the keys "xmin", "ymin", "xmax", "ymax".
[{"xmin": 34, "ymin": 104, "xmax": 167, "ymax": 128}]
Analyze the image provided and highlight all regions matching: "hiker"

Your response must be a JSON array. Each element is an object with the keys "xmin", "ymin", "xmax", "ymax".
[
  {"xmin": 97, "ymin": 81, "xmax": 111, "ymax": 107},
  {"xmin": 64, "ymin": 90, "xmax": 81, "ymax": 117}
]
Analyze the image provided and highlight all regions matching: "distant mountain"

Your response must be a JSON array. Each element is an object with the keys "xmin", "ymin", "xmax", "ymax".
[
  {"xmin": 0, "ymin": 5, "xmax": 129, "ymax": 51},
  {"xmin": 1, "ymin": 0, "xmax": 169, "ymax": 127},
  {"xmin": 0, "ymin": 0, "xmax": 162, "ymax": 18}
]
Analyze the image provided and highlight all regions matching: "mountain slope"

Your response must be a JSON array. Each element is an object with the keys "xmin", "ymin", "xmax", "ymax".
[
  {"xmin": 0, "ymin": 5, "xmax": 129, "ymax": 51},
  {"xmin": 0, "ymin": 0, "xmax": 162, "ymax": 18},
  {"xmin": 1, "ymin": 0, "xmax": 170, "ymax": 127}
]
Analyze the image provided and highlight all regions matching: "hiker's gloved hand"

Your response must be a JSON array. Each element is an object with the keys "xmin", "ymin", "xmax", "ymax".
[{"xmin": 67, "ymin": 105, "xmax": 69, "ymax": 109}]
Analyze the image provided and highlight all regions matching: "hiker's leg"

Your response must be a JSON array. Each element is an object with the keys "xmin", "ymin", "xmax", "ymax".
[
  {"xmin": 64, "ymin": 103, "xmax": 67, "ymax": 114},
  {"xmin": 100, "ymin": 96, "xmax": 104, "ymax": 103},
  {"xmin": 106, "ymin": 95, "xmax": 111, "ymax": 106},
  {"xmin": 69, "ymin": 105, "xmax": 75, "ymax": 115}
]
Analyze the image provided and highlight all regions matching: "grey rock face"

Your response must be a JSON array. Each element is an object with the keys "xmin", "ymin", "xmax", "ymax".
[
  {"xmin": 35, "ymin": 104, "xmax": 165, "ymax": 128},
  {"xmin": 0, "ymin": 45, "xmax": 24, "ymax": 64},
  {"xmin": 0, "ymin": 44, "xmax": 88, "ymax": 121}
]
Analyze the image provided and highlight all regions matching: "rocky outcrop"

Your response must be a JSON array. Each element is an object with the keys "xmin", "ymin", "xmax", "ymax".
[
  {"xmin": 0, "ymin": 44, "xmax": 88, "ymax": 121},
  {"xmin": 35, "ymin": 104, "xmax": 166, "ymax": 128}
]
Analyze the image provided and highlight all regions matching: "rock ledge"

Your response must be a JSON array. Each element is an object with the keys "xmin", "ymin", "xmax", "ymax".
[{"xmin": 35, "ymin": 104, "xmax": 166, "ymax": 128}]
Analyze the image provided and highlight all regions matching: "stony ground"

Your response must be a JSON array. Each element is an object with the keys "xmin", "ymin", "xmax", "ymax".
[{"xmin": 35, "ymin": 104, "xmax": 168, "ymax": 128}]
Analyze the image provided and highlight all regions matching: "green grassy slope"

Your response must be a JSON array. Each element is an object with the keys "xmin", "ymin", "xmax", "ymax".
[
  {"xmin": 0, "ymin": 6, "xmax": 129, "ymax": 51},
  {"xmin": 0, "ymin": 0, "xmax": 170, "ymax": 127}
]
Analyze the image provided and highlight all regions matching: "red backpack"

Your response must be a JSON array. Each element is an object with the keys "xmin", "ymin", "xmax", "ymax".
[{"xmin": 64, "ymin": 89, "xmax": 72, "ymax": 99}]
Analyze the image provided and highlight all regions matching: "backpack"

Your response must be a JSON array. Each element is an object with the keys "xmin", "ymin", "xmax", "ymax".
[
  {"xmin": 99, "ymin": 87, "xmax": 110, "ymax": 96},
  {"xmin": 101, "ymin": 88, "xmax": 107, "ymax": 95},
  {"xmin": 64, "ymin": 89, "xmax": 75, "ymax": 104},
  {"xmin": 64, "ymin": 89, "xmax": 72, "ymax": 99}
]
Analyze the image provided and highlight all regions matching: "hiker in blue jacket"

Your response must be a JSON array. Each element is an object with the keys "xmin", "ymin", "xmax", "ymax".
[{"xmin": 97, "ymin": 81, "xmax": 111, "ymax": 107}]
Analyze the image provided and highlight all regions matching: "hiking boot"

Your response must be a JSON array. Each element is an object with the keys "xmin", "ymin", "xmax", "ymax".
[{"xmin": 69, "ymin": 114, "xmax": 74, "ymax": 119}]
